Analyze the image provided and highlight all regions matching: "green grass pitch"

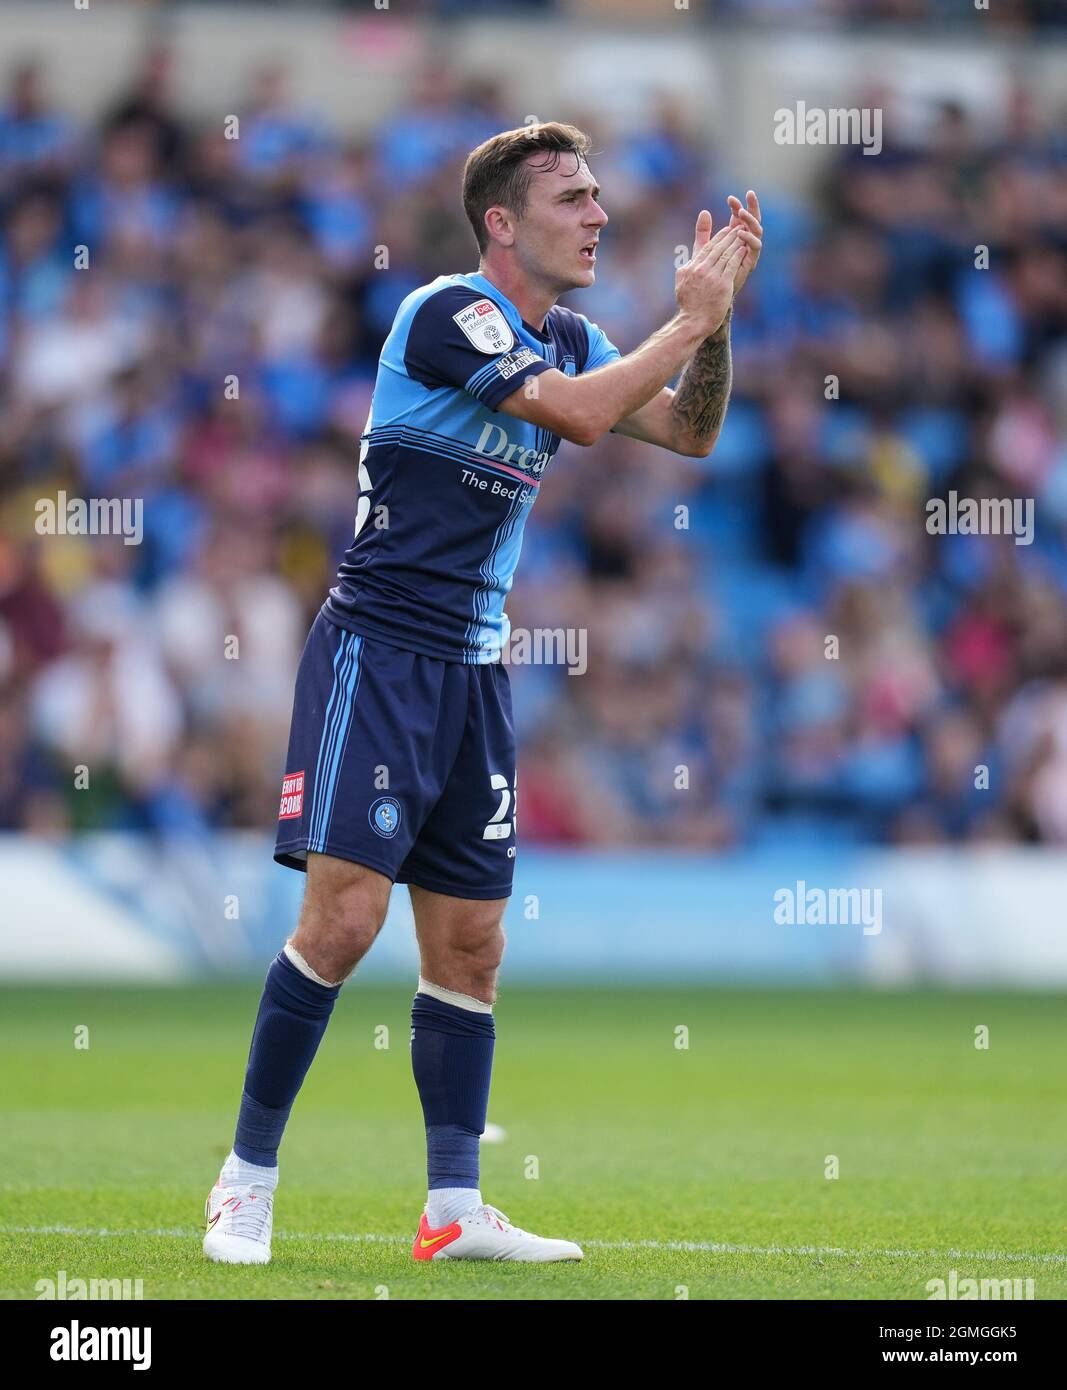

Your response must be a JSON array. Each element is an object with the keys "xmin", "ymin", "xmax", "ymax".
[{"xmin": 1, "ymin": 985, "xmax": 1064, "ymax": 1300}]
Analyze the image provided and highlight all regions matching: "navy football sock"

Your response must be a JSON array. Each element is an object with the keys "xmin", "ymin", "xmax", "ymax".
[
  {"xmin": 233, "ymin": 950, "xmax": 342, "ymax": 1166},
  {"xmin": 410, "ymin": 988, "xmax": 495, "ymax": 1192}
]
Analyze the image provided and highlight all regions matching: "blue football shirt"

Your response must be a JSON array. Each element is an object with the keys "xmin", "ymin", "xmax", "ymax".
[{"xmin": 324, "ymin": 270, "xmax": 620, "ymax": 662}]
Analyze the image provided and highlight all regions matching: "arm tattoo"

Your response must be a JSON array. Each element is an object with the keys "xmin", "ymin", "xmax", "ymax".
[{"xmin": 672, "ymin": 307, "xmax": 733, "ymax": 450}]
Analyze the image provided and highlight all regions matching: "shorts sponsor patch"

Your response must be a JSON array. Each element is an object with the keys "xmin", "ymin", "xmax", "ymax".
[
  {"xmin": 453, "ymin": 299, "xmax": 515, "ymax": 354},
  {"xmin": 494, "ymin": 346, "xmax": 541, "ymax": 380},
  {"xmin": 278, "ymin": 770, "xmax": 305, "ymax": 820}
]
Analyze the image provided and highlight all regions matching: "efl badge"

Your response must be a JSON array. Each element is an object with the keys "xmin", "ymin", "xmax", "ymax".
[{"xmin": 453, "ymin": 299, "xmax": 515, "ymax": 354}]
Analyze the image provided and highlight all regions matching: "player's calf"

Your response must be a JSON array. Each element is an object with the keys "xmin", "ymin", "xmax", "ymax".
[{"xmin": 204, "ymin": 856, "xmax": 392, "ymax": 1266}]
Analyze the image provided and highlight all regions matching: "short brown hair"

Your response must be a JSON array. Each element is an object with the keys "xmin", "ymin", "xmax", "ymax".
[{"xmin": 462, "ymin": 122, "xmax": 592, "ymax": 255}]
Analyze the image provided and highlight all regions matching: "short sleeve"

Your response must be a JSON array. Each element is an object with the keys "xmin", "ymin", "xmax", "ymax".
[
  {"xmin": 583, "ymin": 317, "xmax": 622, "ymax": 373},
  {"xmin": 403, "ymin": 286, "xmax": 553, "ymax": 410}
]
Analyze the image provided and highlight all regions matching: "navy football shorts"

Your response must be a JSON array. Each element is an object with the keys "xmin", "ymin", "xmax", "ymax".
[{"xmin": 274, "ymin": 611, "xmax": 516, "ymax": 900}]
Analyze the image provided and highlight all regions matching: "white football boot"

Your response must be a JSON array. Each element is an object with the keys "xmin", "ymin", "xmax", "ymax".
[
  {"xmin": 203, "ymin": 1178, "xmax": 274, "ymax": 1265},
  {"xmin": 413, "ymin": 1201, "xmax": 583, "ymax": 1263}
]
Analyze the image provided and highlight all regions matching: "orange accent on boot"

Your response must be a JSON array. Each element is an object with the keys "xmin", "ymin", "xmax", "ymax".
[{"xmin": 412, "ymin": 1212, "xmax": 463, "ymax": 1261}]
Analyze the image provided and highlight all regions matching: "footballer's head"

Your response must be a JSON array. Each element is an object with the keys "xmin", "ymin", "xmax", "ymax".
[{"xmin": 462, "ymin": 122, "xmax": 607, "ymax": 293}]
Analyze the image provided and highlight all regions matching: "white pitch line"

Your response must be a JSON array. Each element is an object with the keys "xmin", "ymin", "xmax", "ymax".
[{"xmin": 2, "ymin": 1225, "xmax": 1066, "ymax": 1265}]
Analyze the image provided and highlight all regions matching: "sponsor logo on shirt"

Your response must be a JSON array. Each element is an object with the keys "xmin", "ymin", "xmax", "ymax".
[
  {"xmin": 474, "ymin": 421, "xmax": 553, "ymax": 476},
  {"xmin": 278, "ymin": 771, "xmax": 305, "ymax": 820}
]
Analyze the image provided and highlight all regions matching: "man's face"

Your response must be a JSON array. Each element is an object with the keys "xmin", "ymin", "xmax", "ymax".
[{"xmin": 507, "ymin": 151, "xmax": 608, "ymax": 292}]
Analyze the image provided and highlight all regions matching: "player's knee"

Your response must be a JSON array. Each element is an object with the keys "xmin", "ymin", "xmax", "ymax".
[
  {"xmin": 293, "ymin": 855, "xmax": 392, "ymax": 983},
  {"xmin": 451, "ymin": 912, "xmax": 506, "ymax": 984},
  {"xmin": 480, "ymin": 919, "xmax": 506, "ymax": 975},
  {"xmin": 291, "ymin": 910, "xmax": 379, "ymax": 986}
]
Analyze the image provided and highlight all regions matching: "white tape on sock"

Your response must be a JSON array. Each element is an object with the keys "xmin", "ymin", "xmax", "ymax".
[
  {"xmin": 284, "ymin": 940, "xmax": 352, "ymax": 989},
  {"xmin": 417, "ymin": 975, "xmax": 493, "ymax": 1014}
]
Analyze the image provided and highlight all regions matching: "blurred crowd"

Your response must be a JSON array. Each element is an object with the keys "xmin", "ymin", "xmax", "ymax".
[
  {"xmin": 178, "ymin": 0, "xmax": 1067, "ymax": 31},
  {"xmin": 712, "ymin": 0, "xmax": 1065, "ymax": 26},
  {"xmin": 1, "ymin": 46, "xmax": 1066, "ymax": 850}
]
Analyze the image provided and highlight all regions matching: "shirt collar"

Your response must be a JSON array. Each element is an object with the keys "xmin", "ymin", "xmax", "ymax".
[{"xmin": 465, "ymin": 271, "xmax": 552, "ymax": 344}]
